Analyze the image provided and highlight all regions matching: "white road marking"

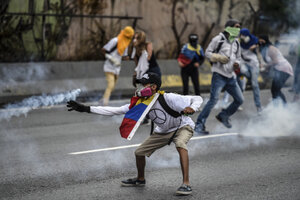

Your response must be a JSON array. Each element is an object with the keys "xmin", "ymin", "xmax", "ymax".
[{"xmin": 69, "ymin": 132, "xmax": 238, "ymax": 155}]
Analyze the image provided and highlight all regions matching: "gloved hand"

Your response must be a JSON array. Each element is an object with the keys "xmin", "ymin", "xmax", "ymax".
[
  {"xmin": 67, "ymin": 100, "xmax": 90, "ymax": 113},
  {"xmin": 210, "ymin": 53, "xmax": 229, "ymax": 64}
]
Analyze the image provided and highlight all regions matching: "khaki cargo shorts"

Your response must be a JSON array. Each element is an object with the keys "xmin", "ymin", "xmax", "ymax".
[{"xmin": 135, "ymin": 125, "xmax": 194, "ymax": 157}]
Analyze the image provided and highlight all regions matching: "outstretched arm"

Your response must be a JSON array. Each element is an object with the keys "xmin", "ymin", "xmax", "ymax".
[
  {"xmin": 90, "ymin": 104, "xmax": 130, "ymax": 115},
  {"xmin": 67, "ymin": 100, "xmax": 130, "ymax": 116}
]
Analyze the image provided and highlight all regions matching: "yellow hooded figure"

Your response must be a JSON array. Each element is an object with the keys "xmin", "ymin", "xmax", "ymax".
[{"xmin": 117, "ymin": 26, "xmax": 134, "ymax": 56}]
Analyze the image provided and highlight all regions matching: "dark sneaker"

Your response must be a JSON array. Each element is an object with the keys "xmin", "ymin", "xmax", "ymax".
[
  {"xmin": 194, "ymin": 123, "xmax": 209, "ymax": 135},
  {"xmin": 216, "ymin": 114, "xmax": 232, "ymax": 128},
  {"xmin": 176, "ymin": 184, "xmax": 192, "ymax": 196},
  {"xmin": 121, "ymin": 178, "xmax": 146, "ymax": 187}
]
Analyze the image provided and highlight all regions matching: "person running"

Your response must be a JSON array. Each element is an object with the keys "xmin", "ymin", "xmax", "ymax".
[
  {"xmin": 258, "ymin": 35, "xmax": 294, "ymax": 104},
  {"xmin": 67, "ymin": 72, "xmax": 203, "ymax": 196},
  {"xmin": 194, "ymin": 19, "xmax": 244, "ymax": 135},
  {"xmin": 238, "ymin": 28, "xmax": 262, "ymax": 113},
  {"xmin": 101, "ymin": 26, "xmax": 134, "ymax": 106},
  {"xmin": 177, "ymin": 34, "xmax": 205, "ymax": 95}
]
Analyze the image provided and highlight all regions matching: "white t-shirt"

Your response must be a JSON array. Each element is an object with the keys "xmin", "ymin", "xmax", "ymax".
[
  {"xmin": 103, "ymin": 37, "xmax": 128, "ymax": 75},
  {"xmin": 135, "ymin": 50, "xmax": 149, "ymax": 79},
  {"xmin": 90, "ymin": 93, "xmax": 203, "ymax": 133}
]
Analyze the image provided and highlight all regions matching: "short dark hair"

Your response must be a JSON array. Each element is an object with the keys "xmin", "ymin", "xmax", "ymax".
[{"xmin": 225, "ymin": 19, "xmax": 240, "ymax": 28}]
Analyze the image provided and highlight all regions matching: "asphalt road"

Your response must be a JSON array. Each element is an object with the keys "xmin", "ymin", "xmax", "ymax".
[{"xmin": 0, "ymin": 89, "xmax": 300, "ymax": 200}]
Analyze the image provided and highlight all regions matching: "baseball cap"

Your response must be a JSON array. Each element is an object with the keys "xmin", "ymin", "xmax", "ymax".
[{"xmin": 136, "ymin": 72, "xmax": 161, "ymax": 89}]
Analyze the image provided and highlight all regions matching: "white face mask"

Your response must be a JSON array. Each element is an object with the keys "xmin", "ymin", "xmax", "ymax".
[
  {"xmin": 241, "ymin": 35, "xmax": 250, "ymax": 43},
  {"xmin": 244, "ymin": 36, "xmax": 250, "ymax": 43}
]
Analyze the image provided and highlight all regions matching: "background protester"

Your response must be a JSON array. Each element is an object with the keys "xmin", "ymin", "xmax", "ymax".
[
  {"xmin": 177, "ymin": 34, "xmax": 205, "ymax": 95},
  {"xmin": 131, "ymin": 31, "xmax": 161, "ymax": 87},
  {"xmin": 238, "ymin": 28, "xmax": 262, "ymax": 113},
  {"xmin": 258, "ymin": 35, "xmax": 294, "ymax": 104},
  {"xmin": 101, "ymin": 26, "xmax": 134, "ymax": 106},
  {"xmin": 194, "ymin": 19, "xmax": 244, "ymax": 135}
]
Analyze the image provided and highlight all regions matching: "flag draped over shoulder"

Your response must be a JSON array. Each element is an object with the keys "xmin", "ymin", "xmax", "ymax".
[
  {"xmin": 177, "ymin": 44, "xmax": 204, "ymax": 67},
  {"xmin": 119, "ymin": 91, "xmax": 163, "ymax": 140}
]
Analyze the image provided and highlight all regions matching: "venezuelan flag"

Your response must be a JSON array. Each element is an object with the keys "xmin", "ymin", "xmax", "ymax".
[
  {"xmin": 177, "ymin": 44, "xmax": 203, "ymax": 67},
  {"xmin": 119, "ymin": 93, "xmax": 160, "ymax": 140}
]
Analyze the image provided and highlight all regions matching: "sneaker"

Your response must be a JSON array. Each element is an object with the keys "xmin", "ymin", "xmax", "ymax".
[
  {"xmin": 121, "ymin": 178, "xmax": 146, "ymax": 187},
  {"xmin": 257, "ymin": 107, "xmax": 262, "ymax": 115},
  {"xmin": 194, "ymin": 123, "xmax": 209, "ymax": 135},
  {"xmin": 215, "ymin": 114, "xmax": 232, "ymax": 128},
  {"xmin": 176, "ymin": 184, "xmax": 192, "ymax": 196}
]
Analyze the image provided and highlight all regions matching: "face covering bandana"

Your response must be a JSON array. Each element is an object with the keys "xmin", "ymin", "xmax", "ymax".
[{"xmin": 224, "ymin": 27, "xmax": 240, "ymax": 43}]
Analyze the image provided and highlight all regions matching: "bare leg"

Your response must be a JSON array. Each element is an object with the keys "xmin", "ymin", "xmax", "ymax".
[
  {"xmin": 177, "ymin": 147, "xmax": 189, "ymax": 185},
  {"xmin": 136, "ymin": 155, "xmax": 146, "ymax": 181}
]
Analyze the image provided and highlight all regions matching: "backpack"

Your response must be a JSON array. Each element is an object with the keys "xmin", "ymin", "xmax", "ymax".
[{"xmin": 149, "ymin": 94, "xmax": 182, "ymax": 145}]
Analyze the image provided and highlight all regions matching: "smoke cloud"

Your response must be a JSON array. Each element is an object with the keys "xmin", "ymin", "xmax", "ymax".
[
  {"xmin": 241, "ymin": 101, "xmax": 300, "ymax": 138},
  {"xmin": 0, "ymin": 89, "xmax": 81, "ymax": 122}
]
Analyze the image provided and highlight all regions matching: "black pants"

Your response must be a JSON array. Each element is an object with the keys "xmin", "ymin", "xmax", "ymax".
[
  {"xmin": 181, "ymin": 64, "xmax": 200, "ymax": 95},
  {"xmin": 271, "ymin": 69, "xmax": 290, "ymax": 104}
]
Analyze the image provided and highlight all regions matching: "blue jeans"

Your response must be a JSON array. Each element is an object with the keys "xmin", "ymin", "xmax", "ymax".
[
  {"xmin": 237, "ymin": 64, "xmax": 262, "ymax": 109},
  {"xmin": 271, "ymin": 69, "xmax": 290, "ymax": 104},
  {"xmin": 293, "ymin": 58, "xmax": 300, "ymax": 94},
  {"xmin": 196, "ymin": 72, "xmax": 244, "ymax": 125}
]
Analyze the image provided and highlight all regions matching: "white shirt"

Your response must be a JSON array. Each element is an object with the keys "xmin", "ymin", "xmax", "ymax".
[
  {"xmin": 90, "ymin": 93, "xmax": 203, "ymax": 134},
  {"xmin": 103, "ymin": 37, "xmax": 128, "ymax": 75},
  {"xmin": 135, "ymin": 50, "xmax": 149, "ymax": 79}
]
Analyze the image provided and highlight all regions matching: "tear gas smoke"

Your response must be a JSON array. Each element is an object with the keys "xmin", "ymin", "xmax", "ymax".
[
  {"xmin": 241, "ymin": 101, "xmax": 300, "ymax": 138},
  {"xmin": 0, "ymin": 89, "xmax": 81, "ymax": 122}
]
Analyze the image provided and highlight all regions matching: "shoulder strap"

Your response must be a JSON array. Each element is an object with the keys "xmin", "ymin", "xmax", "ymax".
[
  {"xmin": 151, "ymin": 94, "xmax": 182, "ymax": 144},
  {"xmin": 150, "ymin": 120, "xmax": 154, "ymax": 135},
  {"xmin": 235, "ymin": 40, "xmax": 240, "ymax": 54},
  {"xmin": 106, "ymin": 43, "xmax": 118, "ymax": 54},
  {"xmin": 158, "ymin": 94, "xmax": 181, "ymax": 118},
  {"xmin": 213, "ymin": 36, "xmax": 225, "ymax": 53}
]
